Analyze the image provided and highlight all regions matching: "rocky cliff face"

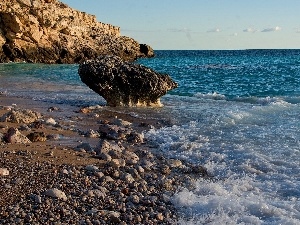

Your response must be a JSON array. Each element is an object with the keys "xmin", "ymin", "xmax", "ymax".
[{"xmin": 0, "ymin": 0, "xmax": 154, "ymax": 63}]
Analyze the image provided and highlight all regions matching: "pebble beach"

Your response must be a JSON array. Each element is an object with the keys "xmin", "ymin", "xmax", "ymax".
[{"xmin": 0, "ymin": 95, "xmax": 208, "ymax": 224}]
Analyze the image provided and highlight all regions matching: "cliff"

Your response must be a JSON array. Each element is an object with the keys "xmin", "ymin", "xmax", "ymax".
[{"xmin": 0, "ymin": 0, "xmax": 154, "ymax": 63}]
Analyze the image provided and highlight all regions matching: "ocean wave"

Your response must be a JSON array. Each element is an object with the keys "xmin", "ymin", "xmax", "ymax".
[
  {"xmin": 194, "ymin": 92, "xmax": 227, "ymax": 100},
  {"xmin": 192, "ymin": 92, "xmax": 300, "ymax": 105}
]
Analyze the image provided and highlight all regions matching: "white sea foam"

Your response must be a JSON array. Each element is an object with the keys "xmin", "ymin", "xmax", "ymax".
[
  {"xmin": 146, "ymin": 98, "xmax": 300, "ymax": 224},
  {"xmin": 194, "ymin": 92, "xmax": 227, "ymax": 100}
]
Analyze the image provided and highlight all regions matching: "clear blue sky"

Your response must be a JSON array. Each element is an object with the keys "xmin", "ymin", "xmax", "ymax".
[{"xmin": 62, "ymin": 0, "xmax": 300, "ymax": 50}]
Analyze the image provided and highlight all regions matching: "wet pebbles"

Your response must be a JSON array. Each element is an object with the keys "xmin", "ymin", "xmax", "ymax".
[{"xmin": 0, "ymin": 105, "xmax": 208, "ymax": 224}]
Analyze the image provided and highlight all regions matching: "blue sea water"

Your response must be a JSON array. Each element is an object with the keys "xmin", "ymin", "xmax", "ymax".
[{"xmin": 1, "ymin": 50, "xmax": 300, "ymax": 224}]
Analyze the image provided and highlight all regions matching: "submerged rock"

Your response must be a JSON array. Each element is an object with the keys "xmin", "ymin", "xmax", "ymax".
[{"xmin": 78, "ymin": 55, "xmax": 178, "ymax": 107}]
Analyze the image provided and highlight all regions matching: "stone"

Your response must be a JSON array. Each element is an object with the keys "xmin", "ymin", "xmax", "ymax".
[
  {"xmin": 96, "ymin": 152, "xmax": 112, "ymax": 162},
  {"xmin": 27, "ymin": 132, "xmax": 47, "ymax": 142},
  {"xmin": 141, "ymin": 160, "xmax": 154, "ymax": 171},
  {"xmin": 128, "ymin": 194, "xmax": 140, "ymax": 204},
  {"xmin": 123, "ymin": 173, "xmax": 135, "ymax": 183},
  {"xmin": 156, "ymin": 213, "xmax": 164, "ymax": 221},
  {"xmin": 103, "ymin": 176, "xmax": 114, "ymax": 182},
  {"xmin": 4, "ymin": 127, "xmax": 32, "ymax": 144},
  {"xmin": 124, "ymin": 151, "xmax": 140, "ymax": 165},
  {"xmin": 94, "ymin": 171, "xmax": 104, "ymax": 178},
  {"xmin": 46, "ymin": 134, "xmax": 60, "ymax": 140},
  {"xmin": 19, "ymin": 124, "xmax": 31, "ymax": 131},
  {"xmin": 47, "ymin": 106, "xmax": 60, "ymax": 112},
  {"xmin": 30, "ymin": 194, "xmax": 42, "ymax": 204},
  {"xmin": 98, "ymin": 123, "xmax": 128, "ymax": 140},
  {"xmin": 168, "ymin": 159, "xmax": 183, "ymax": 168},
  {"xmin": 45, "ymin": 118, "xmax": 57, "ymax": 126},
  {"xmin": 0, "ymin": 0, "xmax": 154, "ymax": 63},
  {"xmin": 75, "ymin": 143, "xmax": 94, "ymax": 152},
  {"xmin": 84, "ymin": 129, "xmax": 100, "ymax": 138},
  {"xmin": 0, "ymin": 168, "xmax": 9, "ymax": 176},
  {"xmin": 85, "ymin": 165, "xmax": 99, "ymax": 172},
  {"xmin": 90, "ymin": 189, "xmax": 106, "ymax": 198},
  {"xmin": 112, "ymin": 118, "xmax": 132, "ymax": 127},
  {"xmin": 78, "ymin": 55, "xmax": 178, "ymax": 107},
  {"xmin": 126, "ymin": 132, "xmax": 144, "ymax": 143},
  {"xmin": 95, "ymin": 140, "xmax": 123, "ymax": 157},
  {"xmin": 44, "ymin": 188, "xmax": 67, "ymax": 201},
  {"xmin": 110, "ymin": 159, "xmax": 126, "ymax": 168},
  {"xmin": 0, "ymin": 109, "xmax": 41, "ymax": 123},
  {"xmin": 86, "ymin": 209, "xmax": 98, "ymax": 216},
  {"xmin": 136, "ymin": 165, "xmax": 145, "ymax": 174}
]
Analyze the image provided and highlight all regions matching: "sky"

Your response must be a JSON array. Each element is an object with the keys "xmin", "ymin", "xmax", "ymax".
[{"xmin": 62, "ymin": 0, "xmax": 300, "ymax": 50}]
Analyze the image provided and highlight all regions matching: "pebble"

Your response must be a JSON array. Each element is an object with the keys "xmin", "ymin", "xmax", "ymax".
[
  {"xmin": 85, "ymin": 165, "xmax": 99, "ymax": 172},
  {"xmin": 124, "ymin": 151, "xmax": 139, "ymax": 165},
  {"xmin": 0, "ymin": 168, "xmax": 9, "ymax": 176},
  {"xmin": 97, "ymin": 152, "xmax": 112, "ymax": 162},
  {"xmin": 156, "ymin": 212, "xmax": 164, "ymax": 221},
  {"xmin": 123, "ymin": 173, "xmax": 135, "ymax": 183},
  {"xmin": 168, "ymin": 159, "xmax": 183, "ymax": 168},
  {"xmin": 0, "ymin": 105, "xmax": 210, "ymax": 225},
  {"xmin": 75, "ymin": 143, "xmax": 94, "ymax": 152},
  {"xmin": 5, "ymin": 127, "xmax": 32, "ymax": 144},
  {"xmin": 112, "ymin": 118, "xmax": 132, "ymax": 127},
  {"xmin": 44, "ymin": 188, "xmax": 67, "ymax": 201},
  {"xmin": 45, "ymin": 118, "xmax": 57, "ymax": 126},
  {"xmin": 4, "ymin": 184, "xmax": 12, "ymax": 189},
  {"xmin": 110, "ymin": 158, "xmax": 125, "ymax": 168}
]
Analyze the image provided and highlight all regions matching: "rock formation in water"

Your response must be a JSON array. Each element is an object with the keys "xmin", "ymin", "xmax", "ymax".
[
  {"xmin": 78, "ymin": 55, "xmax": 178, "ymax": 107},
  {"xmin": 0, "ymin": 0, "xmax": 154, "ymax": 63}
]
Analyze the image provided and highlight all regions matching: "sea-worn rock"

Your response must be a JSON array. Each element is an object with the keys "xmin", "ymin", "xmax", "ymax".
[
  {"xmin": 98, "ymin": 123, "xmax": 128, "ymax": 140},
  {"xmin": 0, "ymin": 109, "xmax": 41, "ymax": 123},
  {"xmin": 124, "ymin": 151, "xmax": 140, "ymax": 165},
  {"xmin": 112, "ymin": 118, "xmax": 132, "ymax": 127},
  {"xmin": 44, "ymin": 188, "xmax": 67, "ymax": 201},
  {"xmin": 85, "ymin": 165, "xmax": 99, "ymax": 172},
  {"xmin": 168, "ymin": 159, "xmax": 183, "ymax": 168},
  {"xmin": 0, "ymin": 0, "xmax": 154, "ymax": 63},
  {"xmin": 78, "ymin": 55, "xmax": 178, "ymax": 107},
  {"xmin": 110, "ymin": 158, "xmax": 126, "ymax": 168},
  {"xmin": 0, "ymin": 168, "xmax": 9, "ymax": 176},
  {"xmin": 127, "ymin": 132, "xmax": 144, "ymax": 143},
  {"xmin": 97, "ymin": 152, "xmax": 112, "ymax": 162},
  {"xmin": 4, "ymin": 127, "xmax": 31, "ymax": 144},
  {"xmin": 27, "ymin": 132, "xmax": 47, "ymax": 142},
  {"xmin": 75, "ymin": 143, "xmax": 94, "ymax": 152},
  {"xmin": 95, "ymin": 140, "xmax": 123, "ymax": 158},
  {"xmin": 45, "ymin": 118, "xmax": 57, "ymax": 126}
]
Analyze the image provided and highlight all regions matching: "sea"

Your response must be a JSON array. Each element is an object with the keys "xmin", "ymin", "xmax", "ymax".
[{"xmin": 1, "ymin": 49, "xmax": 300, "ymax": 224}]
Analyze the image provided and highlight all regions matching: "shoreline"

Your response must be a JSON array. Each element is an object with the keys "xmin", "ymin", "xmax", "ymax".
[{"xmin": 0, "ymin": 94, "xmax": 207, "ymax": 224}]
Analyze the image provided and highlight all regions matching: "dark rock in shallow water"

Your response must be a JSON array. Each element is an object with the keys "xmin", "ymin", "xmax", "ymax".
[{"xmin": 78, "ymin": 55, "xmax": 178, "ymax": 107}]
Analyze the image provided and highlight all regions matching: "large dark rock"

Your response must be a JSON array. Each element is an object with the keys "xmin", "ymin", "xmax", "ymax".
[{"xmin": 78, "ymin": 55, "xmax": 178, "ymax": 107}]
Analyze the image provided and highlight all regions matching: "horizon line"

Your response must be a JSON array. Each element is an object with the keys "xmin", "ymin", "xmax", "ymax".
[{"xmin": 153, "ymin": 48, "xmax": 300, "ymax": 51}]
